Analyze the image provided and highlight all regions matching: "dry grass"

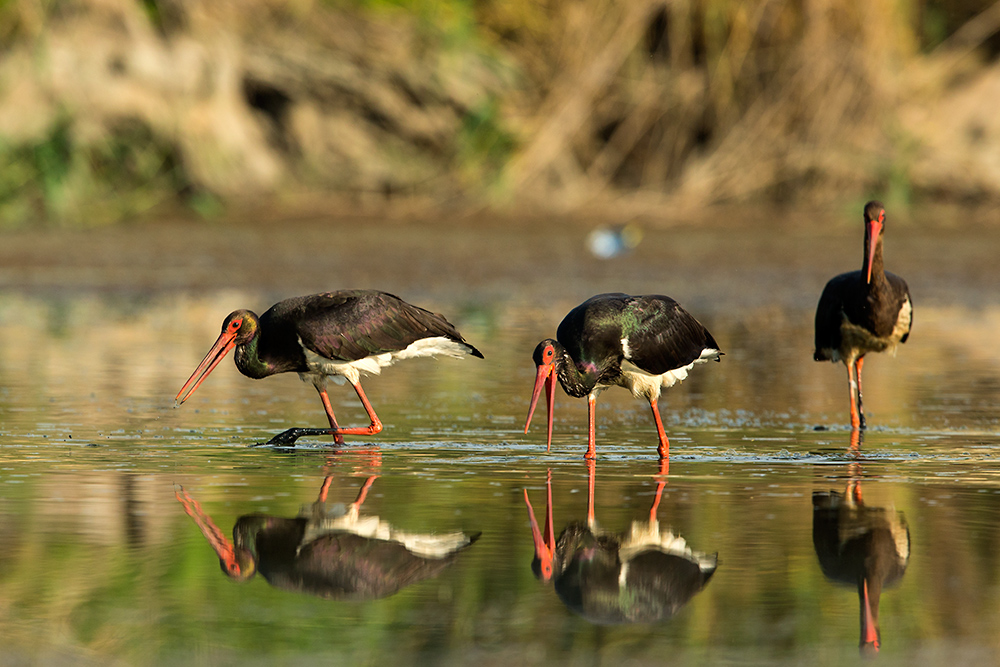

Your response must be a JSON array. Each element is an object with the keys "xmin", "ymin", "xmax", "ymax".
[{"xmin": 0, "ymin": 0, "xmax": 998, "ymax": 225}]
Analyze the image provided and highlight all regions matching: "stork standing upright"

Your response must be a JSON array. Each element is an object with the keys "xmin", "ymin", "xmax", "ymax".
[
  {"xmin": 813, "ymin": 446, "xmax": 910, "ymax": 656},
  {"xmin": 175, "ymin": 290, "xmax": 483, "ymax": 445},
  {"xmin": 524, "ymin": 293, "xmax": 721, "ymax": 459},
  {"xmin": 814, "ymin": 202, "xmax": 912, "ymax": 429}
]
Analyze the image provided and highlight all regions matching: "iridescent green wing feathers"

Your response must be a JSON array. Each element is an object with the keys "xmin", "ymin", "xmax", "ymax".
[
  {"xmin": 620, "ymin": 296, "xmax": 719, "ymax": 375},
  {"xmin": 557, "ymin": 294, "xmax": 718, "ymax": 377}
]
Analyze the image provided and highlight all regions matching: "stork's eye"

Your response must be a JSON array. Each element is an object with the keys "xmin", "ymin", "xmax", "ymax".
[
  {"xmin": 229, "ymin": 320, "xmax": 241, "ymax": 331},
  {"xmin": 879, "ymin": 210, "xmax": 885, "ymax": 223}
]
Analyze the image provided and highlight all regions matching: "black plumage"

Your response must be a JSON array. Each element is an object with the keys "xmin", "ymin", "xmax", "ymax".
[
  {"xmin": 558, "ymin": 293, "xmax": 717, "ymax": 378},
  {"xmin": 176, "ymin": 478, "xmax": 479, "ymax": 600},
  {"xmin": 175, "ymin": 290, "xmax": 483, "ymax": 445},
  {"xmin": 547, "ymin": 523, "xmax": 717, "ymax": 624},
  {"xmin": 524, "ymin": 466, "xmax": 716, "ymax": 624},
  {"xmin": 813, "ymin": 483, "xmax": 910, "ymax": 654},
  {"xmin": 525, "ymin": 293, "xmax": 721, "ymax": 459},
  {"xmin": 814, "ymin": 202, "xmax": 912, "ymax": 429},
  {"xmin": 258, "ymin": 291, "xmax": 481, "ymax": 369}
]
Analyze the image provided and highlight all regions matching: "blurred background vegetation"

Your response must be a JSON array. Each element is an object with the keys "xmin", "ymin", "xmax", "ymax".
[{"xmin": 0, "ymin": 0, "xmax": 999, "ymax": 227}]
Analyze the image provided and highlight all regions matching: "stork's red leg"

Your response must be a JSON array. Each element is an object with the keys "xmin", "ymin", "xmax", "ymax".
[
  {"xmin": 321, "ymin": 382, "xmax": 384, "ymax": 436},
  {"xmin": 317, "ymin": 387, "xmax": 346, "ymax": 445},
  {"xmin": 265, "ymin": 382, "xmax": 383, "ymax": 446},
  {"xmin": 313, "ymin": 382, "xmax": 384, "ymax": 438},
  {"xmin": 586, "ymin": 395, "xmax": 597, "ymax": 459},
  {"xmin": 847, "ymin": 358, "xmax": 862, "ymax": 430},
  {"xmin": 855, "ymin": 356, "xmax": 867, "ymax": 430},
  {"xmin": 650, "ymin": 398, "xmax": 670, "ymax": 459}
]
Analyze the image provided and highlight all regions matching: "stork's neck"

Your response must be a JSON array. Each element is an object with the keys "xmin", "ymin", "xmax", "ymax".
[
  {"xmin": 554, "ymin": 348, "xmax": 602, "ymax": 398},
  {"xmin": 234, "ymin": 334, "xmax": 273, "ymax": 379},
  {"xmin": 233, "ymin": 515, "xmax": 269, "ymax": 551}
]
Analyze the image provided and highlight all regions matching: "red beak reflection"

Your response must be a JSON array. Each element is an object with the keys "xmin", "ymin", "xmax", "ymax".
[{"xmin": 523, "ymin": 470, "xmax": 555, "ymax": 581}]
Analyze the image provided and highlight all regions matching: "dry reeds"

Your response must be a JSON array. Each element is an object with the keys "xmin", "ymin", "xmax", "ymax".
[
  {"xmin": 0, "ymin": 0, "xmax": 998, "ymax": 225},
  {"xmin": 496, "ymin": 0, "xmax": 925, "ymax": 212}
]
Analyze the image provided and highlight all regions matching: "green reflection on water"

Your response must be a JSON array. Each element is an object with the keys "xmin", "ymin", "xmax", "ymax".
[
  {"xmin": 1, "ymin": 217, "xmax": 999, "ymax": 665},
  {"xmin": 2, "ymin": 433, "xmax": 1000, "ymax": 664}
]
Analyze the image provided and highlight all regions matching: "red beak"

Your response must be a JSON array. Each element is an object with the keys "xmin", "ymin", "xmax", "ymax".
[
  {"xmin": 860, "ymin": 578, "xmax": 880, "ymax": 654},
  {"xmin": 175, "ymin": 486, "xmax": 245, "ymax": 578},
  {"xmin": 524, "ymin": 362, "xmax": 557, "ymax": 451},
  {"xmin": 175, "ymin": 329, "xmax": 239, "ymax": 406},
  {"xmin": 524, "ymin": 470, "xmax": 556, "ymax": 581},
  {"xmin": 865, "ymin": 218, "xmax": 883, "ymax": 284}
]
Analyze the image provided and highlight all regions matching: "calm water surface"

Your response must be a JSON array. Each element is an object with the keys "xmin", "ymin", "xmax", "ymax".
[{"xmin": 1, "ymin": 213, "xmax": 999, "ymax": 665}]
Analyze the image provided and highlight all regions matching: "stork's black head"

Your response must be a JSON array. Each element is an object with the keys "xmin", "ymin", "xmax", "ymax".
[
  {"xmin": 175, "ymin": 309, "xmax": 261, "ymax": 406},
  {"xmin": 532, "ymin": 339, "xmax": 559, "ymax": 367},
  {"xmin": 221, "ymin": 309, "xmax": 260, "ymax": 346},
  {"xmin": 526, "ymin": 339, "xmax": 561, "ymax": 451},
  {"xmin": 218, "ymin": 547, "xmax": 257, "ymax": 582},
  {"xmin": 863, "ymin": 201, "xmax": 885, "ymax": 228}
]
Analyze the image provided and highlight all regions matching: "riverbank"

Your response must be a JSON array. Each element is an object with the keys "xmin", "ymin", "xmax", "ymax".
[{"xmin": 1, "ymin": 0, "xmax": 1000, "ymax": 226}]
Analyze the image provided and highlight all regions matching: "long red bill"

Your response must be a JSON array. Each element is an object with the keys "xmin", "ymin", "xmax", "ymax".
[
  {"xmin": 523, "ymin": 470, "xmax": 555, "ymax": 581},
  {"xmin": 175, "ymin": 485, "xmax": 242, "ymax": 577},
  {"xmin": 174, "ymin": 330, "xmax": 238, "ymax": 407},
  {"xmin": 865, "ymin": 219, "xmax": 883, "ymax": 284},
  {"xmin": 861, "ymin": 578, "xmax": 880, "ymax": 653},
  {"xmin": 524, "ymin": 363, "xmax": 556, "ymax": 451}
]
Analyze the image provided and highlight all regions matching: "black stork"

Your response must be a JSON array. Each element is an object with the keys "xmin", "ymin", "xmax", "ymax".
[
  {"xmin": 176, "ymin": 476, "xmax": 480, "ymax": 599},
  {"xmin": 524, "ymin": 463, "xmax": 717, "ymax": 624},
  {"xmin": 813, "ymin": 438, "xmax": 910, "ymax": 655},
  {"xmin": 524, "ymin": 293, "xmax": 721, "ymax": 459},
  {"xmin": 814, "ymin": 201, "xmax": 912, "ymax": 430},
  {"xmin": 175, "ymin": 290, "xmax": 483, "ymax": 445}
]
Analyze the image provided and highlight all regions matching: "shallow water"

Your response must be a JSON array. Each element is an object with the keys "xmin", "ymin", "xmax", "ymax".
[{"xmin": 1, "ymin": 214, "xmax": 1000, "ymax": 665}]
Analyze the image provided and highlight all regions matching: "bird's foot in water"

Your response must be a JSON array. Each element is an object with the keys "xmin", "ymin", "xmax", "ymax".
[{"xmin": 262, "ymin": 427, "xmax": 339, "ymax": 446}]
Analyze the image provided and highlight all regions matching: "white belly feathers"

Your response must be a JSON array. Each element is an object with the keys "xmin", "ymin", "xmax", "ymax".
[
  {"xmin": 617, "ymin": 347, "xmax": 721, "ymax": 400},
  {"xmin": 298, "ymin": 336, "xmax": 470, "ymax": 386}
]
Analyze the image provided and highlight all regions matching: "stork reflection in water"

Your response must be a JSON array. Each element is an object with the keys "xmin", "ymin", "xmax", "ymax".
[
  {"xmin": 812, "ymin": 431, "xmax": 910, "ymax": 655},
  {"xmin": 176, "ymin": 476, "xmax": 479, "ymax": 600},
  {"xmin": 524, "ymin": 460, "xmax": 717, "ymax": 624}
]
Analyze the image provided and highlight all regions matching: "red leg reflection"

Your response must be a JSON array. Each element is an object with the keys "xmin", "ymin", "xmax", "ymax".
[
  {"xmin": 586, "ymin": 458, "xmax": 596, "ymax": 528},
  {"xmin": 649, "ymin": 458, "xmax": 669, "ymax": 522}
]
